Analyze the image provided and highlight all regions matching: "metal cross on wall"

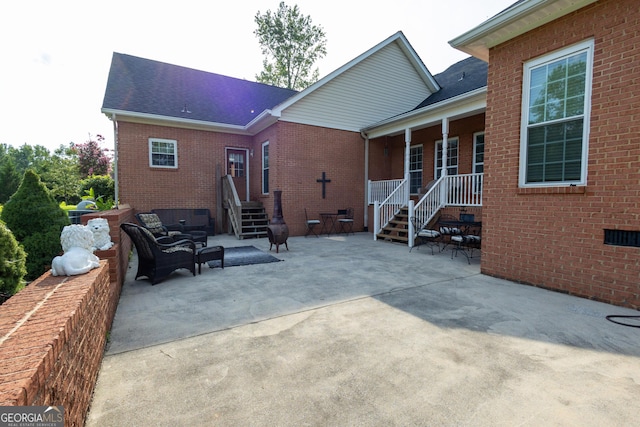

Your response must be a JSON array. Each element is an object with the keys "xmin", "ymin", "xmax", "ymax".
[{"xmin": 316, "ymin": 172, "xmax": 331, "ymax": 199}]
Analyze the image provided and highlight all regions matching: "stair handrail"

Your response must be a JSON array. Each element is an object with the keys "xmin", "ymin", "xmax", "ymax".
[
  {"xmin": 409, "ymin": 176, "xmax": 446, "ymax": 247},
  {"xmin": 373, "ymin": 178, "xmax": 407, "ymax": 238},
  {"xmin": 222, "ymin": 175, "xmax": 242, "ymax": 239}
]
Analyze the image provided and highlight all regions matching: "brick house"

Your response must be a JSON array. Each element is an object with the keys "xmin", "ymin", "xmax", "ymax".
[
  {"xmin": 102, "ymin": 0, "xmax": 638, "ymax": 308},
  {"xmin": 450, "ymin": 0, "xmax": 640, "ymax": 307},
  {"xmin": 102, "ymin": 31, "xmax": 483, "ymax": 239}
]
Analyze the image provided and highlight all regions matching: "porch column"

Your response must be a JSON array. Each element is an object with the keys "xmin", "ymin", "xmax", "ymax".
[
  {"xmin": 441, "ymin": 118, "xmax": 449, "ymax": 179},
  {"xmin": 441, "ymin": 118, "xmax": 449, "ymax": 205},
  {"xmin": 404, "ymin": 128, "xmax": 411, "ymax": 203}
]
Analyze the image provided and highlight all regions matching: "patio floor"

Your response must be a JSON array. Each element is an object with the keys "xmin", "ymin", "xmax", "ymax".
[{"xmin": 86, "ymin": 232, "xmax": 640, "ymax": 426}]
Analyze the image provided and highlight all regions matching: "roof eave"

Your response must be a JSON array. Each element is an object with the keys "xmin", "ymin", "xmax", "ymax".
[
  {"xmin": 449, "ymin": 0, "xmax": 599, "ymax": 60},
  {"xmin": 101, "ymin": 108, "xmax": 253, "ymax": 135},
  {"xmin": 362, "ymin": 87, "xmax": 487, "ymax": 138}
]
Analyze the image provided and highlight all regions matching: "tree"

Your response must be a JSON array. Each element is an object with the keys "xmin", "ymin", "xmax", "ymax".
[
  {"xmin": 1, "ymin": 170, "xmax": 69, "ymax": 280},
  {"xmin": 0, "ymin": 156, "xmax": 20, "ymax": 204},
  {"xmin": 0, "ymin": 221, "xmax": 27, "ymax": 297},
  {"xmin": 254, "ymin": 2, "xmax": 327, "ymax": 91},
  {"xmin": 72, "ymin": 134, "xmax": 112, "ymax": 178}
]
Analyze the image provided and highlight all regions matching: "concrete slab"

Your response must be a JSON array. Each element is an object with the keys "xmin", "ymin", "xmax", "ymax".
[{"xmin": 86, "ymin": 233, "xmax": 640, "ymax": 426}]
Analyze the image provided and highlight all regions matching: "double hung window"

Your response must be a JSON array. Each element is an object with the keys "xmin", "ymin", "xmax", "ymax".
[
  {"xmin": 520, "ymin": 39, "xmax": 593, "ymax": 186},
  {"xmin": 435, "ymin": 138, "xmax": 459, "ymax": 179},
  {"xmin": 149, "ymin": 138, "xmax": 177, "ymax": 168}
]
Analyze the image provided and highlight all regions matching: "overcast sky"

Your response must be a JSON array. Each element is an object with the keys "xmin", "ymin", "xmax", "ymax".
[{"xmin": 0, "ymin": 0, "xmax": 514, "ymax": 153}]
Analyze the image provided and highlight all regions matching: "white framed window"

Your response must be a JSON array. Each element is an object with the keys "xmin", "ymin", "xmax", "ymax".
[
  {"xmin": 149, "ymin": 138, "xmax": 177, "ymax": 168},
  {"xmin": 473, "ymin": 132, "xmax": 484, "ymax": 194},
  {"xmin": 435, "ymin": 137, "xmax": 459, "ymax": 178},
  {"xmin": 262, "ymin": 141, "xmax": 269, "ymax": 194},
  {"xmin": 409, "ymin": 145, "xmax": 423, "ymax": 194},
  {"xmin": 520, "ymin": 39, "xmax": 593, "ymax": 187}
]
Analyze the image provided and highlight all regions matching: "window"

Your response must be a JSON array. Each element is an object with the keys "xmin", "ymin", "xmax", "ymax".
[
  {"xmin": 149, "ymin": 138, "xmax": 177, "ymax": 168},
  {"xmin": 228, "ymin": 152, "xmax": 244, "ymax": 177},
  {"xmin": 262, "ymin": 141, "xmax": 269, "ymax": 194},
  {"xmin": 520, "ymin": 39, "xmax": 593, "ymax": 186},
  {"xmin": 473, "ymin": 132, "xmax": 484, "ymax": 194},
  {"xmin": 409, "ymin": 145, "xmax": 423, "ymax": 194},
  {"xmin": 435, "ymin": 138, "xmax": 459, "ymax": 178},
  {"xmin": 473, "ymin": 132, "xmax": 484, "ymax": 174}
]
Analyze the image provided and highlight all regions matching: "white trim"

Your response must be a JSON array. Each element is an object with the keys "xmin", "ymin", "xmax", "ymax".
[
  {"xmin": 225, "ymin": 147, "xmax": 250, "ymax": 201},
  {"xmin": 261, "ymin": 141, "xmax": 269, "ymax": 195},
  {"xmin": 435, "ymin": 137, "xmax": 459, "ymax": 178},
  {"xmin": 449, "ymin": 0, "xmax": 599, "ymax": 60},
  {"xmin": 362, "ymin": 87, "xmax": 486, "ymax": 139},
  {"xmin": 148, "ymin": 138, "xmax": 178, "ymax": 169},
  {"xmin": 473, "ymin": 131, "xmax": 485, "ymax": 174},
  {"xmin": 271, "ymin": 31, "xmax": 440, "ymax": 116},
  {"xmin": 519, "ymin": 39, "xmax": 593, "ymax": 187}
]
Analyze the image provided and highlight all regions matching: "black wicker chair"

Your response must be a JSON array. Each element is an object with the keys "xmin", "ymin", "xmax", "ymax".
[
  {"xmin": 121, "ymin": 223, "xmax": 196, "ymax": 285},
  {"xmin": 136, "ymin": 212, "xmax": 207, "ymax": 247}
]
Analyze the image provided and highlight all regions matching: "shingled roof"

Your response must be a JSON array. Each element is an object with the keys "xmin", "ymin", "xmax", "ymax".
[
  {"xmin": 102, "ymin": 53, "xmax": 298, "ymax": 126},
  {"xmin": 413, "ymin": 56, "xmax": 487, "ymax": 110}
]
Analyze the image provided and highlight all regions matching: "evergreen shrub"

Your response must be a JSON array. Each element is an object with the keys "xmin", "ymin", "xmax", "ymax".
[
  {"xmin": 1, "ymin": 170, "xmax": 70, "ymax": 280},
  {"xmin": 0, "ymin": 221, "xmax": 27, "ymax": 297}
]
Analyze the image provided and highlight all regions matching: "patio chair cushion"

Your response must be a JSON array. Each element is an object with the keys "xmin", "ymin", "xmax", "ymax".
[
  {"xmin": 440, "ymin": 226, "xmax": 461, "ymax": 235},
  {"xmin": 137, "ymin": 213, "xmax": 165, "ymax": 235},
  {"xmin": 418, "ymin": 229, "xmax": 440, "ymax": 238}
]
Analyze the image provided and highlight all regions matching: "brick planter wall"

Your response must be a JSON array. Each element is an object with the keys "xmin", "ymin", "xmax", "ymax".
[{"xmin": 0, "ymin": 207, "xmax": 134, "ymax": 426}]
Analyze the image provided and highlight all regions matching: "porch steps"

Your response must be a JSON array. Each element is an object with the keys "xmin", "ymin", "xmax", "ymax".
[
  {"xmin": 239, "ymin": 201, "xmax": 269, "ymax": 239},
  {"xmin": 375, "ymin": 207, "xmax": 410, "ymax": 244}
]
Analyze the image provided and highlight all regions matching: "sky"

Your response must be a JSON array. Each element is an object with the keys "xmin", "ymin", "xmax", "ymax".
[{"xmin": 0, "ymin": 0, "xmax": 515, "ymax": 153}]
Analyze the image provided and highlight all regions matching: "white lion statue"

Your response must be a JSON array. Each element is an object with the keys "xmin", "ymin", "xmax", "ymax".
[
  {"xmin": 51, "ymin": 224, "xmax": 100, "ymax": 276},
  {"xmin": 87, "ymin": 218, "xmax": 113, "ymax": 251}
]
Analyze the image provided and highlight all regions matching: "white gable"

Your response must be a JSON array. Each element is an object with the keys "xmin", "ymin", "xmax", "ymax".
[{"xmin": 275, "ymin": 34, "xmax": 437, "ymax": 132}]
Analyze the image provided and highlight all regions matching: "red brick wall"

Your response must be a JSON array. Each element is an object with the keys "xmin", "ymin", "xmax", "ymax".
[
  {"xmin": 116, "ymin": 122, "xmax": 253, "ymax": 225},
  {"xmin": 116, "ymin": 121, "xmax": 366, "ymax": 237},
  {"xmin": 270, "ymin": 122, "xmax": 366, "ymax": 236},
  {"xmin": 484, "ymin": 0, "xmax": 640, "ymax": 307},
  {"xmin": 0, "ymin": 265, "xmax": 111, "ymax": 426},
  {"xmin": 0, "ymin": 208, "xmax": 134, "ymax": 425}
]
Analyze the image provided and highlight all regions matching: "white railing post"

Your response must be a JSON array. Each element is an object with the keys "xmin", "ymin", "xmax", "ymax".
[
  {"xmin": 408, "ymin": 199, "xmax": 415, "ymax": 248},
  {"xmin": 373, "ymin": 200, "xmax": 380, "ymax": 239}
]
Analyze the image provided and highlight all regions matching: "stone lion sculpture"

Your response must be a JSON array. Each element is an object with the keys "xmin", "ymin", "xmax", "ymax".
[
  {"xmin": 51, "ymin": 224, "xmax": 100, "ymax": 276},
  {"xmin": 87, "ymin": 218, "xmax": 113, "ymax": 251}
]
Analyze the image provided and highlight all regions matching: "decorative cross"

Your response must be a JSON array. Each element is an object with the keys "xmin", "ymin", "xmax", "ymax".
[{"xmin": 316, "ymin": 172, "xmax": 331, "ymax": 199}]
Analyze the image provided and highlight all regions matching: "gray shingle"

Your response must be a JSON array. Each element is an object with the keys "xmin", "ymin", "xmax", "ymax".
[{"xmin": 102, "ymin": 53, "xmax": 298, "ymax": 126}]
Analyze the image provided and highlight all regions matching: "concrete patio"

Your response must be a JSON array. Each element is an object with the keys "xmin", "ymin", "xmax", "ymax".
[{"xmin": 86, "ymin": 232, "xmax": 640, "ymax": 426}]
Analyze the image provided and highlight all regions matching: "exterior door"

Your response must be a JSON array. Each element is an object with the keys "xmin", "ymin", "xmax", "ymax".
[{"xmin": 226, "ymin": 148, "xmax": 248, "ymax": 201}]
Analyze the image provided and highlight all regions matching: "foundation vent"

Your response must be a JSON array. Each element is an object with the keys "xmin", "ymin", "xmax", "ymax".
[{"xmin": 604, "ymin": 229, "xmax": 640, "ymax": 248}]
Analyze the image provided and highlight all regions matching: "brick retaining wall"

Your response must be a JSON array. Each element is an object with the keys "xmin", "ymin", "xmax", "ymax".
[{"xmin": 0, "ymin": 207, "xmax": 134, "ymax": 426}]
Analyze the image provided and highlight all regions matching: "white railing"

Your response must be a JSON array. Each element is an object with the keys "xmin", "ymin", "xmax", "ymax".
[
  {"xmin": 373, "ymin": 179, "xmax": 408, "ymax": 238},
  {"xmin": 368, "ymin": 179, "xmax": 405, "ymax": 205},
  {"xmin": 407, "ymin": 173, "xmax": 483, "ymax": 247},
  {"xmin": 443, "ymin": 173, "xmax": 483, "ymax": 206}
]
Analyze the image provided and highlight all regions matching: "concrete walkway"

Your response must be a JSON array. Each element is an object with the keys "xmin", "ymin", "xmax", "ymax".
[{"xmin": 86, "ymin": 233, "xmax": 640, "ymax": 426}]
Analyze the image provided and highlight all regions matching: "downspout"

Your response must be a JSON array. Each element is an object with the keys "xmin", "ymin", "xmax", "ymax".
[
  {"xmin": 112, "ymin": 114, "xmax": 119, "ymax": 208},
  {"xmin": 361, "ymin": 130, "xmax": 369, "ymax": 232}
]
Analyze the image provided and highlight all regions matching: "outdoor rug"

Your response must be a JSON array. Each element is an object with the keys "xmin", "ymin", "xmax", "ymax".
[{"xmin": 208, "ymin": 245, "xmax": 282, "ymax": 268}]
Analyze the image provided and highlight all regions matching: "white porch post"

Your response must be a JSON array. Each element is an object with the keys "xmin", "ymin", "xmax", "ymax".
[
  {"xmin": 441, "ymin": 118, "xmax": 449, "ymax": 205},
  {"xmin": 404, "ymin": 128, "xmax": 411, "ymax": 204}
]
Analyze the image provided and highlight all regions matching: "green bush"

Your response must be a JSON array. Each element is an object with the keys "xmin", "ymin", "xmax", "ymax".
[
  {"xmin": 80, "ymin": 175, "xmax": 114, "ymax": 201},
  {"xmin": 1, "ymin": 170, "xmax": 69, "ymax": 280},
  {"xmin": 0, "ymin": 221, "xmax": 27, "ymax": 296}
]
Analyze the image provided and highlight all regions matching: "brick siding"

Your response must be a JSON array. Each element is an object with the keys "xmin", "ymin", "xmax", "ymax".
[
  {"xmin": 0, "ymin": 208, "xmax": 134, "ymax": 425},
  {"xmin": 483, "ymin": 0, "xmax": 640, "ymax": 307}
]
